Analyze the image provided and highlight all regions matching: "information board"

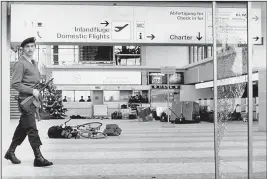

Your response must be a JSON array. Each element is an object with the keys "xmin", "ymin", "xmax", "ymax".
[{"xmin": 11, "ymin": 4, "xmax": 262, "ymax": 45}]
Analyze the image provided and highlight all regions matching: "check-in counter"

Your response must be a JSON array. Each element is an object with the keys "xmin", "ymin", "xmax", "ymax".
[
  {"xmin": 63, "ymin": 101, "xmax": 151, "ymax": 118},
  {"xmin": 63, "ymin": 102, "xmax": 93, "ymax": 117}
]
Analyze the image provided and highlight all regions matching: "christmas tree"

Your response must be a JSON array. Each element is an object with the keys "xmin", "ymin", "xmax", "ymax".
[{"xmin": 41, "ymin": 81, "xmax": 68, "ymax": 119}]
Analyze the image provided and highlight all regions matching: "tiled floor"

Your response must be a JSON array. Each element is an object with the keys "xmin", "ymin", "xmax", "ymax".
[{"xmin": 2, "ymin": 119, "xmax": 267, "ymax": 179}]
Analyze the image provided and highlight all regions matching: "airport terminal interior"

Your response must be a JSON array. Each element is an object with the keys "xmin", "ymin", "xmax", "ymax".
[{"xmin": 1, "ymin": 1, "xmax": 267, "ymax": 179}]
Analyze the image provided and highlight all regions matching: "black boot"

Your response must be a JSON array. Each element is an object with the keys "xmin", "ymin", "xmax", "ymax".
[
  {"xmin": 33, "ymin": 146, "xmax": 53, "ymax": 167},
  {"xmin": 4, "ymin": 143, "xmax": 21, "ymax": 164}
]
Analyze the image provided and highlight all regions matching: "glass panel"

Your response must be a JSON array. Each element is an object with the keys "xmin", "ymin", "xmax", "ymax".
[
  {"xmin": 62, "ymin": 91, "xmax": 75, "ymax": 102},
  {"xmin": 75, "ymin": 91, "xmax": 91, "ymax": 102},
  {"xmin": 104, "ymin": 91, "xmax": 120, "ymax": 102},
  {"xmin": 58, "ymin": 48, "xmax": 75, "ymax": 64},
  {"xmin": 252, "ymin": 2, "xmax": 267, "ymax": 178},
  {"xmin": 151, "ymin": 89, "xmax": 175, "ymax": 103},
  {"xmin": 120, "ymin": 90, "xmax": 132, "ymax": 102},
  {"xmin": 215, "ymin": 2, "xmax": 249, "ymax": 178}
]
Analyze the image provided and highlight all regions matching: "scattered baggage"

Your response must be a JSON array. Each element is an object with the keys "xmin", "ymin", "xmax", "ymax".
[
  {"xmin": 47, "ymin": 125, "xmax": 72, "ymax": 139},
  {"xmin": 121, "ymin": 104, "xmax": 127, "ymax": 109},
  {"xmin": 111, "ymin": 111, "xmax": 122, "ymax": 119},
  {"xmin": 152, "ymin": 110, "xmax": 160, "ymax": 120},
  {"xmin": 103, "ymin": 124, "xmax": 122, "ymax": 136},
  {"xmin": 129, "ymin": 114, "xmax": 137, "ymax": 119},
  {"xmin": 160, "ymin": 112, "xmax": 168, "ymax": 122}
]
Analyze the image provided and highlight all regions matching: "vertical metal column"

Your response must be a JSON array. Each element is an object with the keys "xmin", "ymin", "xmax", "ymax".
[
  {"xmin": 212, "ymin": 2, "xmax": 219, "ymax": 179},
  {"xmin": 167, "ymin": 74, "xmax": 170, "ymax": 123},
  {"xmin": 247, "ymin": 2, "xmax": 254, "ymax": 178}
]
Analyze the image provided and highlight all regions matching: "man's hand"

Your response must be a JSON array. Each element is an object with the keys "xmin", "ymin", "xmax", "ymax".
[{"xmin": 33, "ymin": 89, "xmax": 40, "ymax": 98}]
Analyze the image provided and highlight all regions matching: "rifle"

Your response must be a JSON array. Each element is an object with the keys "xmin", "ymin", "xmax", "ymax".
[{"xmin": 20, "ymin": 78, "xmax": 54, "ymax": 120}]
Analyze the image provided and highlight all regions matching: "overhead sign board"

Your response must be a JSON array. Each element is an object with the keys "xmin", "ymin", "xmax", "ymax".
[{"xmin": 11, "ymin": 4, "xmax": 262, "ymax": 45}]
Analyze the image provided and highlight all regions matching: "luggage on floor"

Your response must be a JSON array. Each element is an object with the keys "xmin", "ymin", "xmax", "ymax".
[
  {"xmin": 160, "ymin": 112, "xmax": 168, "ymax": 122},
  {"xmin": 47, "ymin": 125, "xmax": 72, "ymax": 139},
  {"xmin": 121, "ymin": 104, "xmax": 127, "ymax": 109},
  {"xmin": 174, "ymin": 117, "xmax": 185, "ymax": 124},
  {"xmin": 111, "ymin": 111, "xmax": 122, "ymax": 119},
  {"xmin": 103, "ymin": 124, "xmax": 122, "ymax": 136},
  {"xmin": 129, "ymin": 114, "xmax": 137, "ymax": 119},
  {"xmin": 152, "ymin": 110, "xmax": 160, "ymax": 120}
]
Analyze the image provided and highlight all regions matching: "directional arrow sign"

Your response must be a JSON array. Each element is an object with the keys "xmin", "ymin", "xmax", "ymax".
[
  {"xmin": 147, "ymin": 34, "xmax": 155, "ymax": 40},
  {"xmin": 252, "ymin": 16, "xmax": 259, "ymax": 21},
  {"xmin": 10, "ymin": 5, "xmax": 262, "ymax": 45},
  {"xmin": 253, "ymin": 36, "xmax": 259, "ymax": 41},
  {"xmin": 196, "ymin": 32, "xmax": 202, "ymax": 41},
  {"xmin": 100, "ymin": 20, "xmax": 109, "ymax": 27}
]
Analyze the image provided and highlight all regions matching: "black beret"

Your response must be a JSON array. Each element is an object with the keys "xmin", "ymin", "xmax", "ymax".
[{"xmin": 21, "ymin": 37, "xmax": 36, "ymax": 47}]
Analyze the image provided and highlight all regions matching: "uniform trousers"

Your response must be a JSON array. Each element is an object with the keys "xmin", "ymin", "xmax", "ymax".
[{"xmin": 11, "ymin": 96, "xmax": 42, "ymax": 148}]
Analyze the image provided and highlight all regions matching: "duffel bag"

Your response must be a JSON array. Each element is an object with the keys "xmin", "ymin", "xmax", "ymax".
[
  {"xmin": 47, "ymin": 125, "xmax": 72, "ymax": 139},
  {"xmin": 48, "ymin": 126, "xmax": 64, "ymax": 138},
  {"xmin": 103, "ymin": 124, "xmax": 122, "ymax": 136}
]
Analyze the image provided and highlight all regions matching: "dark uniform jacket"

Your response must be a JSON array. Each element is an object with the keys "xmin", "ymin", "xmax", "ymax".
[{"xmin": 11, "ymin": 56, "xmax": 41, "ymax": 96}]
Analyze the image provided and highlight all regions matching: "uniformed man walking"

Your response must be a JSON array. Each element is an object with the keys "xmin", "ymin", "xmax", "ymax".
[{"xmin": 4, "ymin": 37, "xmax": 53, "ymax": 167}]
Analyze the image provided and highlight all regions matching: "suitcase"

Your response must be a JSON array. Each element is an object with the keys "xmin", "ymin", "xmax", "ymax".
[{"xmin": 103, "ymin": 124, "xmax": 122, "ymax": 136}]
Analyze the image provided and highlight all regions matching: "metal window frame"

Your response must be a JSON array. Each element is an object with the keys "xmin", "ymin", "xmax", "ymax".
[{"xmin": 212, "ymin": 3, "xmax": 219, "ymax": 179}]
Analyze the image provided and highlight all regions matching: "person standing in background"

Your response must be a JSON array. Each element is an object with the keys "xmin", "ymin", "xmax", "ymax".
[{"xmin": 79, "ymin": 96, "xmax": 85, "ymax": 102}]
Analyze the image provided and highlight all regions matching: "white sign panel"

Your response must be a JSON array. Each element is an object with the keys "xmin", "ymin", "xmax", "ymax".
[
  {"xmin": 52, "ymin": 71, "xmax": 142, "ymax": 85},
  {"xmin": 11, "ymin": 4, "xmax": 262, "ymax": 44}
]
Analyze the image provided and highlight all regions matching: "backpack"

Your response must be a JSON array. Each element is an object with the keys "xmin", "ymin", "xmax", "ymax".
[{"xmin": 103, "ymin": 124, "xmax": 122, "ymax": 136}]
